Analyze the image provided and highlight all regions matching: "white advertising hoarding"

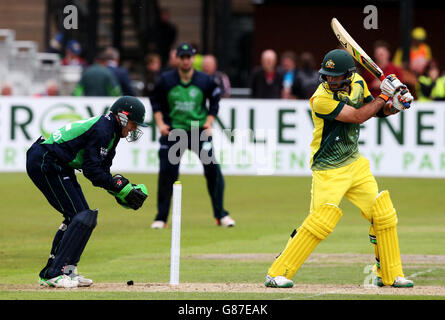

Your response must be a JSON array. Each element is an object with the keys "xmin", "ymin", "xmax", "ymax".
[{"xmin": 0, "ymin": 96, "xmax": 444, "ymax": 177}]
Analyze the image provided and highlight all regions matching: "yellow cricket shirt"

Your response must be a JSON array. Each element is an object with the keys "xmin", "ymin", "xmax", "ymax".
[{"xmin": 309, "ymin": 73, "xmax": 374, "ymax": 170}]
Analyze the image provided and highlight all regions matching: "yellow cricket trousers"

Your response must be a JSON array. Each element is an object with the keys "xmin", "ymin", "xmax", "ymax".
[{"xmin": 311, "ymin": 155, "xmax": 378, "ymax": 222}]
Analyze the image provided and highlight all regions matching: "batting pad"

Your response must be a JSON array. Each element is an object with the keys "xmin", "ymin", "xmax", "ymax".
[
  {"xmin": 46, "ymin": 209, "xmax": 98, "ymax": 278},
  {"xmin": 268, "ymin": 204, "xmax": 342, "ymax": 279},
  {"xmin": 279, "ymin": 229, "xmax": 297, "ymax": 256},
  {"xmin": 372, "ymin": 191, "xmax": 404, "ymax": 285}
]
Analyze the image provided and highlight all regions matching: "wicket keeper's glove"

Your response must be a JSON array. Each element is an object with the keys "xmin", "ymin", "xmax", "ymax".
[{"xmin": 108, "ymin": 174, "xmax": 148, "ymax": 210}]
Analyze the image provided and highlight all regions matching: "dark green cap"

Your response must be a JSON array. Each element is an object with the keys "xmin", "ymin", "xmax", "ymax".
[
  {"xmin": 319, "ymin": 49, "xmax": 356, "ymax": 77},
  {"xmin": 176, "ymin": 42, "xmax": 196, "ymax": 57},
  {"xmin": 110, "ymin": 96, "xmax": 148, "ymax": 127}
]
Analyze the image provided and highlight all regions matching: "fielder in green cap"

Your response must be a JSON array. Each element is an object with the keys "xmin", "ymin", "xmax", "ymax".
[{"xmin": 149, "ymin": 42, "xmax": 235, "ymax": 229}]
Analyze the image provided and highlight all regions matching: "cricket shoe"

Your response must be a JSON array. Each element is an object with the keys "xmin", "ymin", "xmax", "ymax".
[
  {"xmin": 71, "ymin": 274, "xmax": 93, "ymax": 287},
  {"xmin": 63, "ymin": 265, "xmax": 93, "ymax": 287},
  {"xmin": 39, "ymin": 275, "xmax": 79, "ymax": 288},
  {"xmin": 264, "ymin": 275, "xmax": 294, "ymax": 288},
  {"xmin": 375, "ymin": 276, "xmax": 414, "ymax": 288},
  {"xmin": 217, "ymin": 215, "xmax": 235, "ymax": 227},
  {"xmin": 151, "ymin": 220, "xmax": 167, "ymax": 229}
]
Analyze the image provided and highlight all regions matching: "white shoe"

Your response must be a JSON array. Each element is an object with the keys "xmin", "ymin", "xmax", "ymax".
[
  {"xmin": 392, "ymin": 276, "xmax": 414, "ymax": 288},
  {"xmin": 63, "ymin": 265, "xmax": 93, "ymax": 287},
  {"xmin": 39, "ymin": 274, "xmax": 78, "ymax": 288},
  {"xmin": 264, "ymin": 275, "xmax": 294, "ymax": 288},
  {"xmin": 72, "ymin": 274, "xmax": 93, "ymax": 287},
  {"xmin": 375, "ymin": 275, "xmax": 414, "ymax": 288},
  {"xmin": 151, "ymin": 220, "xmax": 167, "ymax": 229},
  {"xmin": 218, "ymin": 215, "xmax": 235, "ymax": 227}
]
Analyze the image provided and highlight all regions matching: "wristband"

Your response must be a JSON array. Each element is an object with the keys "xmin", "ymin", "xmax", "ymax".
[
  {"xmin": 385, "ymin": 102, "xmax": 399, "ymax": 115},
  {"xmin": 376, "ymin": 103, "xmax": 399, "ymax": 118},
  {"xmin": 107, "ymin": 182, "xmax": 133, "ymax": 200},
  {"xmin": 375, "ymin": 107, "xmax": 387, "ymax": 118},
  {"xmin": 116, "ymin": 183, "xmax": 133, "ymax": 201},
  {"xmin": 378, "ymin": 93, "xmax": 390, "ymax": 102}
]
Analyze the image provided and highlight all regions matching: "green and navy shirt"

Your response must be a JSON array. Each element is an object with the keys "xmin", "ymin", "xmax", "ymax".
[
  {"xmin": 150, "ymin": 69, "xmax": 221, "ymax": 130},
  {"xmin": 309, "ymin": 73, "xmax": 374, "ymax": 170},
  {"xmin": 73, "ymin": 64, "xmax": 122, "ymax": 97},
  {"xmin": 40, "ymin": 113, "xmax": 121, "ymax": 191}
]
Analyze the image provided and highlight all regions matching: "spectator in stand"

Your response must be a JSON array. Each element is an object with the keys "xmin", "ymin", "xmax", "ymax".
[
  {"xmin": 34, "ymin": 80, "xmax": 60, "ymax": 97},
  {"xmin": 202, "ymin": 54, "xmax": 231, "ymax": 98},
  {"xmin": 362, "ymin": 40, "xmax": 404, "ymax": 98},
  {"xmin": 292, "ymin": 52, "xmax": 319, "ymax": 99},
  {"xmin": 278, "ymin": 51, "xmax": 298, "ymax": 99},
  {"xmin": 406, "ymin": 56, "xmax": 430, "ymax": 100},
  {"xmin": 393, "ymin": 27, "xmax": 432, "ymax": 69},
  {"xmin": 46, "ymin": 80, "xmax": 60, "ymax": 96},
  {"xmin": 104, "ymin": 47, "xmax": 135, "ymax": 96},
  {"xmin": 73, "ymin": 50, "xmax": 122, "ymax": 97},
  {"xmin": 410, "ymin": 56, "xmax": 429, "ymax": 77},
  {"xmin": 61, "ymin": 40, "xmax": 88, "ymax": 68},
  {"xmin": 48, "ymin": 32, "xmax": 64, "ymax": 56},
  {"xmin": 392, "ymin": 28, "xmax": 432, "ymax": 99},
  {"xmin": 162, "ymin": 49, "xmax": 180, "ymax": 73},
  {"xmin": 417, "ymin": 60, "xmax": 445, "ymax": 101},
  {"xmin": 143, "ymin": 53, "xmax": 162, "ymax": 97},
  {"xmin": 1, "ymin": 82, "xmax": 13, "ymax": 96},
  {"xmin": 250, "ymin": 49, "xmax": 283, "ymax": 99},
  {"xmin": 157, "ymin": 7, "xmax": 178, "ymax": 68}
]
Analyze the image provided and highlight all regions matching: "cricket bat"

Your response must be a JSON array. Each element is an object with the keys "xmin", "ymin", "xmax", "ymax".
[
  {"xmin": 331, "ymin": 17, "xmax": 385, "ymax": 81},
  {"xmin": 331, "ymin": 17, "xmax": 410, "ymax": 109}
]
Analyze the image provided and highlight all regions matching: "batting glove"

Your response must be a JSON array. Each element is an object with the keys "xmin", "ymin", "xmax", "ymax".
[
  {"xmin": 379, "ymin": 74, "xmax": 405, "ymax": 101},
  {"xmin": 392, "ymin": 88, "xmax": 413, "ymax": 110}
]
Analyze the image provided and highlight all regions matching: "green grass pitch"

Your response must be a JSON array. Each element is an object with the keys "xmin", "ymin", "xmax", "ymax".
[{"xmin": 0, "ymin": 172, "xmax": 444, "ymax": 300}]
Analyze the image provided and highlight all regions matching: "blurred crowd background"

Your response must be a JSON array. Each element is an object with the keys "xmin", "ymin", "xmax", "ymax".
[{"xmin": 0, "ymin": 0, "xmax": 443, "ymax": 101}]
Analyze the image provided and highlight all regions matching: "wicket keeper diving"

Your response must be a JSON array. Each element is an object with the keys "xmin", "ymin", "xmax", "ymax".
[
  {"xmin": 265, "ymin": 49, "xmax": 414, "ymax": 288},
  {"xmin": 26, "ymin": 96, "xmax": 148, "ymax": 288}
]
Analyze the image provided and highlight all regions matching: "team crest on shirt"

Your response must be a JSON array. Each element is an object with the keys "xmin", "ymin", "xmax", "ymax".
[
  {"xmin": 325, "ymin": 59, "xmax": 335, "ymax": 69},
  {"xmin": 189, "ymin": 88, "xmax": 199, "ymax": 98},
  {"xmin": 100, "ymin": 147, "xmax": 108, "ymax": 159}
]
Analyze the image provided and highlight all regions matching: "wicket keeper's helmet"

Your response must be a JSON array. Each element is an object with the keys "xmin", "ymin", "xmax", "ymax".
[
  {"xmin": 110, "ymin": 96, "xmax": 148, "ymax": 141},
  {"xmin": 319, "ymin": 49, "xmax": 356, "ymax": 91}
]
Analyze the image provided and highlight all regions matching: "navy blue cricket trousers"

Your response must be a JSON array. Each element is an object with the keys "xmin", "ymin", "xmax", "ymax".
[
  {"xmin": 26, "ymin": 138, "xmax": 90, "ymax": 277},
  {"xmin": 26, "ymin": 138, "xmax": 90, "ymax": 219},
  {"xmin": 155, "ymin": 129, "xmax": 229, "ymax": 222}
]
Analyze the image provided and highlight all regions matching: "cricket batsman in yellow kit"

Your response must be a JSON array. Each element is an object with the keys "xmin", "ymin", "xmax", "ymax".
[{"xmin": 265, "ymin": 49, "xmax": 414, "ymax": 288}]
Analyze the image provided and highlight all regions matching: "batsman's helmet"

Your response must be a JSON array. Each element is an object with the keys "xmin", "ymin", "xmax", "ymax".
[
  {"xmin": 319, "ymin": 49, "xmax": 356, "ymax": 91},
  {"xmin": 110, "ymin": 96, "xmax": 148, "ymax": 141}
]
